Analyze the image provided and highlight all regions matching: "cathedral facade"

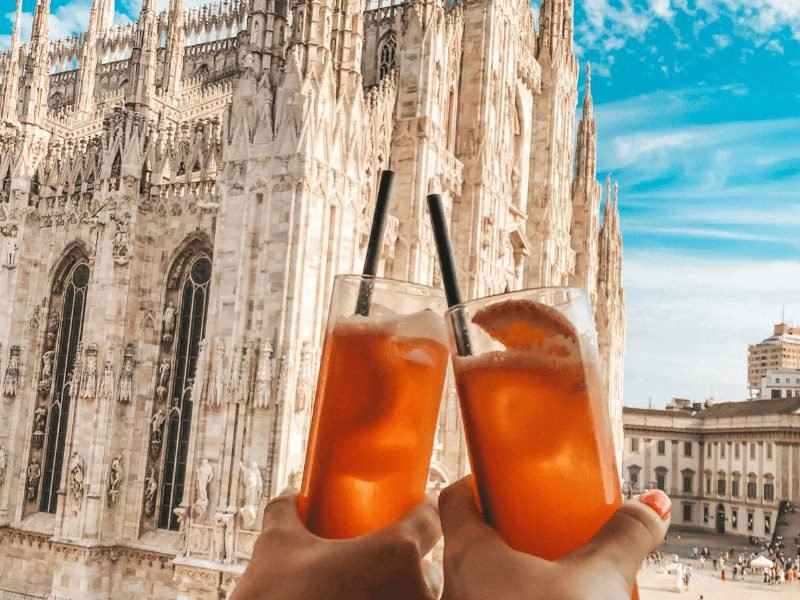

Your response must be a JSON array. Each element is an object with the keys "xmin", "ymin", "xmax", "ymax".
[{"xmin": 0, "ymin": 0, "xmax": 625, "ymax": 597}]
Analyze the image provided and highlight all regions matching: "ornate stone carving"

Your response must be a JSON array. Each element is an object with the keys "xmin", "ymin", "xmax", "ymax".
[
  {"xmin": 254, "ymin": 339, "xmax": 273, "ymax": 409},
  {"xmin": 191, "ymin": 458, "xmax": 213, "ymax": 521},
  {"xmin": 228, "ymin": 53, "xmax": 257, "ymax": 144},
  {"xmin": 143, "ymin": 466, "xmax": 158, "ymax": 516},
  {"xmin": 118, "ymin": 344, "xmax": 135, "ymax": 404},
  {"xmin": 41, "ymin": 349, "xmax": 54, "ymax": 380},
  {"xmin": 98, "ymin": 348, "xmax": 115, "ymax": 403},
  {"xmin": 68, "ymin": 451, "xmax": 85, "ymax": 502},
  {"xmin": 0, "ymin": 446, "xmax": 7, "ymax": 488},
  {"xmin": 210, "ymin": 339, "xmax": 225, "ymax": 407},
  {"xmin": 107, "ymin": 454, "xmax": 123, "ymax": 508},
  {"xmin": 0, "ymin": 223, "xmax": 19, "ymax": 269},
  {"xmin": 238, "ymin": 342, "xmax": 253, "ymax": 404},
  {"xmin": 236, "ymin": 463, "xmax": 261, "ymax": 530},
  {"xmin": 193, "ymin": 339, "xmax": 208, "ymax": 404},
  {"xmin": 26, "ymin": 458, "xmax": 41, "ymax": 502},
  {"xmin": 212, "ymin": 512, "xmax": 226, "ymax": 562},
  {"xmin": 213, "ymin": 508, "xmax": 236, "ymax": 564},
  {"xmin": 45, "ymin": 313, "xmax": 59, "ymax": 349},
  {"xmin": 110, "ymin": 212, "xmax": 130, "ymax": 266},
  {"xmin": 157, "ymin": 358, "xmax": 171, "ymax": 401},
  {"xmin": 32, "ymin": 405, "xmax": 47, "ymax": 449},
  {"xmin": 29, "ymin": 305, "xmax": 41, "ymax": 333},
  {"xmin": 295, "ymin": 340, "xmax": 314, "ymax": 413},
  {"xmin": 80, "ymin": 344, "xmax": 98, "ymax": 401},
  {"xmin": 173, "ymin": 506, "xmax": 189, "ymax": 557},
  {"xmin": 2, "ymin": 345, "xmax": 21, "ymax": 398},
  {"xmin": 149, "ymin": 409, "xmax": 166, "ymax": 457},
  {"xmin": 161, "ymin": 301, "xmax": 177, "ymax": 344}
]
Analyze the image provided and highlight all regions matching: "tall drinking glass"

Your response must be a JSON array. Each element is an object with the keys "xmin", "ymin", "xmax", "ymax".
[
  {"xmin": 447, "ymin": 288, "xmax": 622, "ymax": 559},
  {"xmin": 299, "ymin": 275, "xmax": 450, "ymax": 539}
]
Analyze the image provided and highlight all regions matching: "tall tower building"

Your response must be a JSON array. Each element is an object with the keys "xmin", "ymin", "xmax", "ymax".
[{"xmin": 0, "ymin": 0, "xmax": 626, "ymax": 596}]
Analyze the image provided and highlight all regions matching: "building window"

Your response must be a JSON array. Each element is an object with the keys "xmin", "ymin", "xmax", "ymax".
[
  {"xmin": 721, "ymin": 443, "xmax": 726, "ymax": 459},
  {"xmin": 731, "ymin": 480, "xmax": 740, "ymax": 497},
  {"xmin": 630, "ymin": 437, "xmax": 638, "ymax": 452},
  {"xmin": 683, "ymin": 504, "xmax": 692, "ymax": 522},
  {"xmin": 764, "ymin": 514, "xmax": 771, "ymax": 534},
  {"xmin": 717, "ymin": 476, "xmax": 726, "ymax": 496},
  {"xmin": 703, "ymin": 505, "xmax": 709, "ymax": 523},
  {"xmin": 747, "ymin": 512, "xmax": 754, "ymax": 531},
  {"xmin": 767, "ymin": 443, "xmax": 773, "ymax": 460},
  {"xmin": 731, "ymin": 509, "xmax": 738, "ymax": 529},
  {"xmin": 683, "ymin": 475, "xmax": 693, "ymax": 493},
  {"xmin": 735, "ymin": 443, "xmax": 740, "ymax": 459},
  {"xmin": 37, "ymin": 252, "xmax": 91, "ymax": 514},
  {"xmin": 378, "ymin": 31, "xmax": 397, "ymax": 79},
  {"xmin": 684, "ymin": 442, "xmax": 692, "ymax": 457},
  {"xmin": 628, "ymin": 468, "xmax": 640, "ymax": 487},
  {"xmin": 747, "ymin": 481, "xmax": 757, "ymax": 499},
  {"xmin": 750, "ymin": 443, "xmax": 755, "ymax": 460},
  {"xmin": 707, "ymin": 443, "xmax": 712, "ymax": 458},
  {"xmin": 153, "ymin": 250, "xmax": 212, "ymax": 531},
  {"xmin": 657, "ymin": 440, "xmax": 666, "ymax": 455},
  {"xmin": 764, "ymin": 482, "xmax": 774, "ymax": 501},
  {"xmin": 706, "ymin": 475, "xmax": 711, "ymax": 494},
  {"xmin": 109, "ymin": 151, "xmax": 121, "ymax": 192}
]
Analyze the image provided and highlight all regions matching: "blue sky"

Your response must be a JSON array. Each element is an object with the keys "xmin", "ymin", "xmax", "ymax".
[{"xmin": 2, "ymin": 1, "xmax": 800, "ymax": 407}]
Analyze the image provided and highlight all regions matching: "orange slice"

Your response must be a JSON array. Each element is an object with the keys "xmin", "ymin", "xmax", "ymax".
[{"xmin": 471, "ymin": 299, "xmax": 578, "ymax": 350}]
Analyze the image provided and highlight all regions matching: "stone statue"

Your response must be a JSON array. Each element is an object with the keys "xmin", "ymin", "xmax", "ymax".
[
  {"xmin": 46, "ymin": 314, "xmax": 59, "ymax": 349},
  {"xmin": 41, "ymin": 350, "xmax": 55, "ymax": 380},
  {"xmin": 213, "ymin": 511, "xmax": 226, "ymax": 562},
  {"xmin": 229, "ymin": 53, "xmax": 258, "ymax": 143},
  {"xmin": 222, "ymin": 508, "xmax": 236, "ymax": 564},
  {"xmin": 150, "ymin": 409, "xmax": 165, "ymax": 456},
  {"xmin": 192, "ymin": 458, "xmax": 214, "ymax": 521},
  {"xmin": 118, "ymin": 346, "xmax": 134, "ymax": 404},
  {"xmin": 107, "ymin": 454, "xmax": 123, "ymax": 508},
  {"xmin": 111, "ymin": 213, "xmax": 130, "ymax": 266},
  {"xmin": 193, "ymin": 339, "xmax": 208, "ymax": 404},
  {"xmin": 0, "ymin": 446, "xmax": 7, "ymax": 488},
  {"xmin": 239, "ymin": 461, "xmax": 263, "ymax": 529},
  {"xmin": 80, "ymin": 345, "xmax": 98, "ymax": 400},
  {"xmin": 26, "ymin": 458, "xmax": 41, "ymax": 502},
  {"xmin": 238, "ymin": 343, "xmax": 253, "ymax": 404},
  {"xmin": 212, "ymin": 339, "xmax": 225, "ymax": 407},
  {"xmin": 254, "ymin": 339, "xmax": 273, "ymax": 409},
  {"xmin": 295, "ymin": 341, "xmax": 314, "ymax": 413},
  {"xmin": 173, "ymin": 506, "xmax": 189, "ymax": 557},
  {"xmin": 68, "ymin": 451, "xmax": 85, "ymax": 502},
  {"xmin": 252, "ymin": 73, "xmax": 274, "ymax": 143},
  {"xmin": 161, "ymin": 301, "xmax": 176, "ymax": 343},
  {"xmin": 98, "ymin": 349, "xmax": 115, "ymax": 403},
  {"xmin": 143, "ymin": 466, "xmax": 158, "ymax": 516},
  {"xmin": 157, "ymin": 358, "xmax": 171, "ymax": 401},
  {"xmin": 32, "ymin": 405, "xmax": 47, "ymax": 448},
  {"xmin": 2, "ymin": 346, "xmax": 20, "ymax": 398}
]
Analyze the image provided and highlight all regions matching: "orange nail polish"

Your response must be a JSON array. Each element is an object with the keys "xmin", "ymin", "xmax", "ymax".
[{"xmin": 638, "ymin": 490, "xmax": 671, "ymax": 521}]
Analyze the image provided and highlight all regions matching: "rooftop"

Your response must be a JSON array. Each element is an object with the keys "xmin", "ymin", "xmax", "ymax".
[{"xmin": 624, "ymin": 396, "xmax": 800, "ymax": 419}]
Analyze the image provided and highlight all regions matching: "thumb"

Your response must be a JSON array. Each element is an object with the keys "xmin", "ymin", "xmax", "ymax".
[
  {"xmin": 438, "ymin": 476, "xmax": 504, "ymax": 553},
  {"xmin": 563, "ymin": 490, "xmax": 671, "ymax": 582}
]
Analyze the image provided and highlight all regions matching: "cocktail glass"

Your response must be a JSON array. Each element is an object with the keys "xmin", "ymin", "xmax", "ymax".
[
  {"xmin": 298, "ymin": 274, "xmax": 450, "ymax": 539},
  {"xmin": 447, "ymin": 287, "xmax": 622, "ymax": 559}
]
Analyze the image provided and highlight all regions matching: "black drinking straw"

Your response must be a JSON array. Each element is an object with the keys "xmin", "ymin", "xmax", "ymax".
[
  {"xmin": 426, "ymin": 194, "xmax": 472, "ymax": 356},
  {"xmin": 355, "ymin": 170, "xmax": 395, "ymax": 316}
]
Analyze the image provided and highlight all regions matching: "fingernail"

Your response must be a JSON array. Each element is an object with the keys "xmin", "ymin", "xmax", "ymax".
[{"xmin": 638, "ymin": 490, "xmax": 671, "ymax": 521}]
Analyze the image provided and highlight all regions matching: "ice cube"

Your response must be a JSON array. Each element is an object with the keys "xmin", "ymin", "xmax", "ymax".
[
  {"xmin": 392, "ymin": 309, "xmax": 448, "ymax": 344},
  {"xmin": 404, "ymin": 347, "xmax": 435, "ymax": 367}
]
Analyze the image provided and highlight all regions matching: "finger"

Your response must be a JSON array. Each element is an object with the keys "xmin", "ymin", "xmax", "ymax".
[
  {"xmin": 367, "ymin": 495, "xmax": 443, "ymax": 558},
  {"xmin": 438, "ymin": 476, "xmax": 501, "ymax": 547},
  {"xmin": 260, "ymin": 488, "xmax": 302, "ymax": 533},
  {"xmin": 564, "ymin": 490, "xmax": 670, "ymax": 581}
]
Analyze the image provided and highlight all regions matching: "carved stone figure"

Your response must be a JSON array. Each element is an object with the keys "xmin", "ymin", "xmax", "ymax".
[
  {"xmin": 68, "ymin": 451, "xmax": 85, "ymax": 502},
  {"xmin": 150, "ymin": 409, "xmax": 166, "ymax": 457},
  {"xmin": 252, "ymin": 73, "xmax": 274, "ymax": 143},
  {"xmin": 26, "ymin": 458, "xmax": 41, "ymax": 502},
  {"xmin": 32, "ymin": 405, "xmax": 47, "ymax": 448},
  {"xmin": 295, "ymin": 340, "xmax": 314, "ymax": 413},
  {"xmin": 239, "ymin": 461, "xmax": 263, "ymax": 529},
  {"xmin": 111, "ymin": 213, "xmax": 130, "ymax": 265},
  {"xmin": 107, "ymin": 454, "xmax": 123, "ymax": 508},
  {"xmin": 46, "ymin": 314, "xmax": 59, "ymax": 349},
  {"xmin": 254, "ymin": 339, "xmax": 273, "ymax": 408},
  {"xmin": 143, "ymin": 466, "xmax": 158, "ymax": 516},
  {"xmin": 213, "ymin": 511, "xmax": 226, "ymax": 562},
  {"xmin": 0, "ymin": 446, "xmax": 7, "ymax": 488},
  {"xmin": 41, "ymin": 350, "xmax": 55, "ymax": 380},
  {"xmin": 2, "ymin": 345, "xmax": 20, "ymax": 398},
  {"xmin": 192, "ymin": 458, "xmax": 214, "ymax": 521},
  {"xmin": 80, "ymin": 345, "xmax": 98, "ymax": 400},
  {"xmin": 222, "ymin": 508, "xmax": 236, "ymax": 564},
  {"xmin": 229, "ymin": 54, "xmax": 257, "ymax": 143},
  {"xmin": 173, "ymin": 506, "xmax": 189, "ymax": 556},
  {"xmin": 118, "ymin": 345, "xmax": 135, "ymax": 404},
  {"xmin": 212, "ymin": 339, "xmax": 225, "ymax": 407},
  {"xmin": 158, "ymin": 358, "xmax": 171, "ymax": 388},
  {"xmin": 161, "ymin": 301, "xmax": 177, "ymax": 343},
  {"xmin": 193, "ymin": 339, "xmax": 208, "ymax": 404},
  {"xmin": 238, "ymin": 343, "xmax": 253, "ymax": 404},
  {"xmin": 96, "ymin": 349, "xmax": 114, "ymax": 402}
]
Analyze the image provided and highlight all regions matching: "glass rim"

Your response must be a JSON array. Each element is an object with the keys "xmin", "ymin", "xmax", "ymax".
[
  {"xmin": 333, "ymin": 273, "xmax": 446, "ymax": 295},
  {"xmin": 445, "ymin": 286, "xmax": 588, "ymax": 316}
]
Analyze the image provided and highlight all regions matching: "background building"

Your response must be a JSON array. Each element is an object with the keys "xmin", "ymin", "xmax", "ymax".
[
  {"xmin": 0, "ymin": 0, "xmax": 625, "ymax": 597},
  {"xmin": 748, "ymin": 323, "xmax": 800, "ymax": 396},
  {"xmin": 623, "ymin": 398, "xmax": 800, "ymax": 541}
]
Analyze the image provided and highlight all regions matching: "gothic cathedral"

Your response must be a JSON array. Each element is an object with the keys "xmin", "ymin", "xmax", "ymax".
[{"xmin": 0, "ymin": 0, "xmax": 625, "ymax": 596}]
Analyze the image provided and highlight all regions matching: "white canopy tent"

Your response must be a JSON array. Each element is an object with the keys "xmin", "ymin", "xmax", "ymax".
[{"xmin": 751, "ymin": 555, "xmax": 774, "ymax": 569}]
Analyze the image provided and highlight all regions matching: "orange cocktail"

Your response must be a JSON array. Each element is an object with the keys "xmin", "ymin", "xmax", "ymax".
[
  {"xmin": 449, "ymin": 289, "xmax": 622, "ymax": 559},
  {"xmin": 299, "ymin": 275, "xmax": 449, "ymax": 539}
]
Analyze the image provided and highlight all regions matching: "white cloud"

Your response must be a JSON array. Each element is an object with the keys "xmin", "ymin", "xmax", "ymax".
[
  {"xmin": 766, "ymin": 38, "xmax": 785, "ymax": 53},
  {"xmin": 712, "ymin": 33, "xmax": 733, "ymax": 48},
  {"xmin": 624, "ymin": 252, "xmax": 800, "ymax": 407}
]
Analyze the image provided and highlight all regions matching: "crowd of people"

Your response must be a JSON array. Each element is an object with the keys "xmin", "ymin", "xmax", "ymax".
[{"xmin": 690, "ymin": 544, "xmax": 800, "ymax": 586}]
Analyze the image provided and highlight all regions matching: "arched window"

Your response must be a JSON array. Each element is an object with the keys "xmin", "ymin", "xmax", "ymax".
[
  {"xmin": 110, "ymin": 152, "xmax": 121, "ymax": 192},
  {"xmin": 152, "ymin": 250, "xmax": 212, "ymax": 530},
  {"xmin": 378, "ymin": 31, "xmax": 397, "ymax": 80},
  {"xmin": 37, "ymin": 253, "xmax": 91, "ymax": 513}
]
